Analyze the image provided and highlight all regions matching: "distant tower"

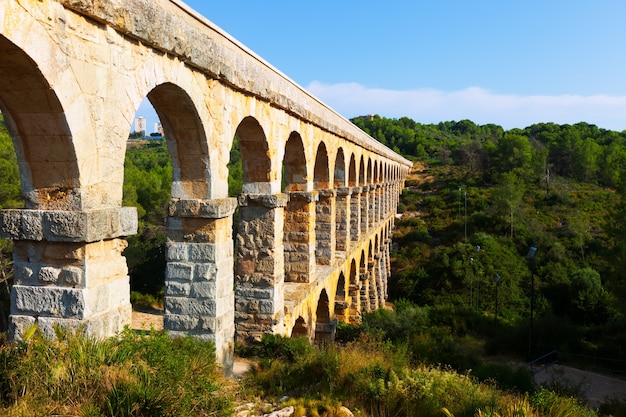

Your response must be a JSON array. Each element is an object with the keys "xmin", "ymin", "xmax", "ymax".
[
  {"xmin": 154, "ymin": 121, "xmax": 163, "ymax": 136},
  {"xmin": 135, "ymin": 117, "xmax": 146, "ymax": 135}
]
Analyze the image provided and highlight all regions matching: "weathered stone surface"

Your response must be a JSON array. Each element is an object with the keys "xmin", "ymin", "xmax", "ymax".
[
  {"xmin": 0, "ymin": 208, "xmax": 138, "ymax": 242},
  {"xmin": 0, "ymin": 0, "xmax": 410, "ymax": 374}
]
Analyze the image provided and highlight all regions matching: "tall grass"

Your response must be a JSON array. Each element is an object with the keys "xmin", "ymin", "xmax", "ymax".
[
  {"xmin": 242, "ymin": 334, "xmax": 601, "ymax": 417},
  {"xmin": 0, "ymin": 326, "xmax": 232, "ymax": 417}
]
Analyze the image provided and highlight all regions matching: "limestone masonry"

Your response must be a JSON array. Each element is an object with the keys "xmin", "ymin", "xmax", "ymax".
[{"xmin": 0, "ymin": 0, "xmax": 411, "ymax": 371}]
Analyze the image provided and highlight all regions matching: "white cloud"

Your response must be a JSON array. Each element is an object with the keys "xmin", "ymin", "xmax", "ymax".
[{"xmin": 306, "ymin": 81, "xmax": 626, "ymax": 131}]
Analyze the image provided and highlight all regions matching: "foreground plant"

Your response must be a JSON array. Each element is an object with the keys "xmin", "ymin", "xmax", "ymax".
[{"xmin": 0, "ymin": 326, "xmax": 233, "ymax": 417}]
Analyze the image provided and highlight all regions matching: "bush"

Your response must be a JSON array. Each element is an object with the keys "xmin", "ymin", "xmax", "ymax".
[{"xmin": 0, "ymin": 326, "xmax": 232, "ymax": 416}]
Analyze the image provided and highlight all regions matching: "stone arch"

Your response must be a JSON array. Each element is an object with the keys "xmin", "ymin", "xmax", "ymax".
[
  {"xmin": 348, "ymin": 259, "xmax": 359, "ymax": 324},
  {"xmin": 359, "ymin": 156, "xmax": 367, "ymax": 233},
  {"xmin": 291, "ymin": 316, "xmax": 308, "ymax": 339},
  {"xmin": 348, "ymin": 154, "xmax": 360, "ymax": 242},
  {"xmin": 359, "ymin": 156, "xmax": 366, "ymax": 187},
  {"xmin": 348, "ymin": 154, "xmax": 357, "ymax": 187},
  {"xmin": 374, "ymin": 160, "xmax": 380, "ymax": 184},
  {"xmin": 237, "ymin": 116, "xmax": 271, "ymax": 194},
  {"xmin": 282, "ymin": 131, "xmax": 314, "ymax": 282},
  {"xmin": 334, "ymin": 272, "xmax": 348, "ymax": 322},
  {"xmin": 234, "ymin": 115, "xmax": 284, "ymax": 343},
  {"xmin": 314, "ymin": 142, "xmax": 334, "ymax": 265},
  {"xmin": 0, "ymin": 35, "xmax": 79, "ymax": 209},
  {"xmin": 358, "ymin": 250, "xmax": 368, "ymax": 314},
  {"xmin": 283, "ymin": 132, "xmax": 307, "ymax": 192},
  {"xmin": 314, "ymin": 142, "xmax": 330, "ymax": 189},
  {"xmin": 334, "ymin": 148, "xmax": 346, "ymax": 188},
  {"xmin": 147, "ymin": 83, "xmax": 211, "ymax": 199},
  {"xmin": 314, "ymin": 289, "xmax": 333, "ymax": 343},
  {"xmin": 334, "ymin": 148, "xmax": 350, "ymax": 252}
]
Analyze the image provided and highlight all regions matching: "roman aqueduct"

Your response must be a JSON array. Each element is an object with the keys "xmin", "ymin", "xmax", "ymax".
[{"xmin": 0, "ymin": 0, "xmax": 411, "ymax": 368}]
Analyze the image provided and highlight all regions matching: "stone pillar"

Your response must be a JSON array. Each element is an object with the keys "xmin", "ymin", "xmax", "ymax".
[
  {"xmin": 359, "ymin": 262, "xmax": 370, "ymax": 313},
  {"xmin": 234, "ymin": 193, "xmax": 287, "ymax": 343},
  {"xmin": 350, "ymin": 187, "xmax": 362, "ymax": 242},
  {"xmin": 164, "ymin": 198, "xmax": 237, "ymax": 371},
  {"xmin": 360, "ymin": 186, "xmax": 369, "ymax": 234},
  {"xmin": 284, "ymin": 191, "xmax": 318, "ymax": 282},
  {"xmin": 375, "ymin": 184, "xmax": 382, "ymax": 224},
  {"xmin": 0, "ymin": 208, "xmax": 137, "ymax": 339},
  {"xmin": 383, "ymin": 183, "xmax": 393, "ymax": 219},
  {"xmin": 368, "ymin": 258, "xmax": 379, "ymax": 310},
  {"xmin": 384, "ymin": 237, "xmax": 392, "ymax": 298},
  {"xmin": 375, "ymin": 253, "xmax": 385, "ymax": 307},
  {"xmin": 335, "ymin": 187, "xmax": 351, "ymax": 252},
  {"xmin": 315, "ymin": 189, "xmax": 336, "ymax": 265},
  {"xmin": 368, "ymin": 185, "xmax": 376, "ymax": 227}
]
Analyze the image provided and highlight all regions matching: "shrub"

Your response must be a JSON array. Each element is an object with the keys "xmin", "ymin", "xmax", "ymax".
[{"xmin": 0, "ymin": 326, "xmax": 232, "ymax": 416}]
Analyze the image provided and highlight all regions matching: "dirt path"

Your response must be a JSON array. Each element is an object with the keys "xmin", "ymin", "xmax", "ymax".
[
  {"xmin": 131, "ymin": 309, "xmax": 164, "ymax": 331},
  {"xmin": 534, "ymin": 364, "xmax": 626, "ymax": 408}
]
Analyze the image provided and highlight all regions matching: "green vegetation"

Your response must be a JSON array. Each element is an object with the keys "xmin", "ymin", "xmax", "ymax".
[
  {"xmin": 353, "ymin": 115, "xmax": 626, "ymax": 364},
  {"xmin": 0, "ymin": 327, "xmax": 232, "ymax": 416},
  {"xmin": 237, "ymin": 327, "xmax": 598, "ymax": 417},
  {"xmin": 3, "ymin": 112, "xmax": 626, "ymax": 414},
  {"xmin": 122, "ymin": 140, "xmax": 171, "ymax": 297}
]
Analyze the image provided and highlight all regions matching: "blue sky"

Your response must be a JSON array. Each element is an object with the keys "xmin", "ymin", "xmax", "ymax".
[{"xmin": 139, "ymin": 1, "xmax": 626, "ymax": 131}]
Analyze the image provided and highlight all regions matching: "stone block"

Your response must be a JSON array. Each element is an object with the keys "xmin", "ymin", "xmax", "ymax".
[
  {"xmin": 60, "ymin": 266, "xmax": 85, "ymax": 286},
  {"xmin": 38, "ymin": 266, "xmax": 61, "ymax": 284},
  {"xmin": 166, "ymin": 242, "xmax": 189, "ymax": 261},
  {"xmin": 164, "ymin": 314, "xmax": 200, "ymax": 331},
  {"xmin": 235, "ymin": 285, "xmax": 273, "ymax": 300},
  {"xmin": 0, "ymin": 210, "xmax": 43, "ymax": 240},
  {"xmin": 13, "ymin": 285, "xmax": 86, "ymax": 318},
  {"xmin": 190, "ymin": 281, "xmax": 216, "ymax": 299},
  {"xmin": 165, "ymin": 280, "xmax": 191, "ymax": 296},
  {"xmin": 1, "ymin": 208, "xmax": 138, "ymax": 243},
  {"xmin": 193, "ymin": 263, "xmax": 218, "ymax": 281},
  {"xmin": 165, "ymin": 262, "xmax": 194, "ymax": 281},
  {"xmin": 165, "ymin": 297, "xmax": 216, "ymax": 316},
  {"xmin": 13, "ymin": 263, "xmax": 35, "ymax": 285},
  {"xmin": 189, "ymin": 243, "xmax": 215, "ymax": 262}
]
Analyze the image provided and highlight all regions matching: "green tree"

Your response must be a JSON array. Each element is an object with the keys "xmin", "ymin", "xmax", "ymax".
[
  {"xmin": 571, "ymin": 137, "xmax": 602, "ymax": 182},
  {"xmin": 569, "ymin": 267, "xmax": 613, "ymax": 325},
  {"xmin": 491, "ymin": 133, "xmax": 532, "ymax": 178},
  {"xmin": 491, "ymin": 172, "xmax": 525, "ymax": 239}
]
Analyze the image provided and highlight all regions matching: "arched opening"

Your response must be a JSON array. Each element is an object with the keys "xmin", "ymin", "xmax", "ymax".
[
  {"xmin": 238, "ymin": 116, "xmax": 272, "ymax": 193},
  {"xmin": 123, "ymin": 99, "xmax": 170, "ymax": 313},
  {"xmin": 0, "ymin": 35, "xmax": 132, "ymax": 339},
  {"xmin": 128, "ymin": 83, "xmax": 236, "ymax": 355},
  {"xmin": 348, "ymin": 154, "xmax": 359, "ymax": 242},
  {"xmin": 334, "ymin": 148, "xmax": 349, "ymax": 252},
  {"xmin": 291, "ymin": 316, "xmax": 308, "ymax": 339},
  {"xmin": 359, "ymin": 251, "xmax": 368, "ymax": 313},
  {"xmin": 359, "ymin": 156, "xmax": 367, "ymax": 233},
  {"xmin": 234, "ymin": 116, "xmax": 282, "ymax": 343},
  {"xmin": 367, "ymin": 241, "xmax": 377, "ymax": 311},
  {"xmin": 314, "ymin": 289, "xmax": 334, "ymax": 343},
  {"xmin": 314, "ymin": 142, "xmax": 334, "ymax": 265},
  {"xmin": 0, "ymin": 35, "xmax": 78, "ymax": 209},
  {"xmin": 348, "ymin": 259, "xmax": 360, "ymax": 324},
  {"xmin": 334, "ymin": 272, "xmax": 348, "ymax": 322},
  {"xmin": 283, "ymin": 132, "xmax": 307, "ymax": 192},
  {"xmin": 348, "ymin": 154, "xmax": 357, "ymax": 187},
  {"xmin": 282, "ymin": 132, "xmax": 314, "ymax": 282},
  {"xmin": 148, "ymin": 84, "xmax": 210, "ymax": 199},
  {"xmin": 375, "ymin": 233, "xmax": 385, "ymax": 305},
  {"xmin": 314, "ymin": 142, "xmax": 330, "ymax": 190}
]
